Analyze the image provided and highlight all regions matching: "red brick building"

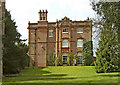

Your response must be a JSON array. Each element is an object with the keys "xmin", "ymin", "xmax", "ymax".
[{"xmin": 27, "ymin": 10, "xmax": 92, "ymax": 67}]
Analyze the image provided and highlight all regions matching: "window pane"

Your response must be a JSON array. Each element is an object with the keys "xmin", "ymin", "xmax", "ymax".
[
  {"xmin": 63, "ymin": 53, "xmax": 67, "ymax": 56},
  {"xmin": 78, "ymin": 53, "xmax": 82, "ymax": 64},
  {"xmin": 78, "ymin": 53, "xmax": 82, "ymax": 56},
  {"xmin": 49, "ymin": 30, "xmax": 53, "ymax": 37},
  {"xmin": 77, "ymin": 39, "xmax": 83, "ymax": 47},
  {"xmin": 63, "ymin": 28, "xmax": 68, "ymax": 33},
  {"xmin": 63, "ymin": 53, "xmax": 67, "ymax": 64},
  {"xmin": 77, "ymin": 28, "xmax": 83, "ymax": 33},
  {"xmin": 62, "ymin": 39, "xmax": 68, "ymax": 47}
]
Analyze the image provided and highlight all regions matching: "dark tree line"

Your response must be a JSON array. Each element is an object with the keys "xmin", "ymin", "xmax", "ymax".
[{"xmin": 3, "ymin": 9, "xmax": 29, "ymax": 74}]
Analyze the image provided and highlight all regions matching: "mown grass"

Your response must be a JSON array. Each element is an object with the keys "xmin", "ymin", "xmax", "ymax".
[{"xmin": 2, "ymin": 66, "xmax": 120, "ymax": 85}]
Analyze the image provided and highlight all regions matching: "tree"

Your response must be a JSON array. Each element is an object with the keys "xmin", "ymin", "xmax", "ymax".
[
  {"xmin": 82, "ymin": 41, "xmax": 93, "ymax": 66},
  {"xmin": 95, "ymin": 23, "xmax": 119, "ymax": 73},
  {"xmin": 3, "ymin": 9, "xmax": 29, "ymax": 74},
  {"xmin": 55, "ymin": 54, "xmax": 63, "ymax": 66},
  {"xmin": 48, "ymin": 54, "xmax": 55, "ymax": 66},
  {"xmin": 67, "ymin": 54, "xmax": 77, "ymax": 66},
  {"xmin": 91, "ymin": 1, "xmax": 120, "ymax": 72},
  {"xmin": 16, "ymin": 43, "xmax": 29, "ymax": 69}
]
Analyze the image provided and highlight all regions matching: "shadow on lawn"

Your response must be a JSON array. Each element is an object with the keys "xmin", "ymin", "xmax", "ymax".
[
  {"xmin": 3, "ymin": 83, "xmax": 119, "ymax": 85},
  {"xmin": 5, "ymin": 67, "xmax": 51, "ymax": 77},
  {"xmin": 98, "ymin": 74, "xmax": 120, "ymax": 77},
  {"xmin": 3, "ymin": 67, "xmax": 69, "ymax": 82},
  {"xmin": 3, "ymin": 67, "xmax": 119, "ymax": 85}
]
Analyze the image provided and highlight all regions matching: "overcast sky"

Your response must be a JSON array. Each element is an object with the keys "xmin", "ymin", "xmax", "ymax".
[
  {"xmin": 6, "ymin": 0, "xmax": 95, "ymax": 40},
  {"xmin": 6, "ymin": 0, "xmax": 97, "ymax": 55}
]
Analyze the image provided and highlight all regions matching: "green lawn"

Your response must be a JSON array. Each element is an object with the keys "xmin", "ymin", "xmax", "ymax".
[{"xmin": 2, "ymin": 66, "xmax": 119, "ymax": 85}]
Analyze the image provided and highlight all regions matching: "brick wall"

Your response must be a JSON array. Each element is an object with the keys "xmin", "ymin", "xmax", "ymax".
[{"xmin": 28, "ymin": 14, "xmax": 92, "ymax": 67}]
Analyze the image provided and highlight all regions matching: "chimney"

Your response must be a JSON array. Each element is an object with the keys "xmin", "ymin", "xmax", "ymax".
[{"xmin": 39, "ymin": 9, "xmax": 48, "ymax": 21}]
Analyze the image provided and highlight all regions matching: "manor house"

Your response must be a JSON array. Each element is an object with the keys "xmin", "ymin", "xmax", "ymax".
[{"xmin": 27, "ymin": 10, "xmax": 92, "ymax": 67}]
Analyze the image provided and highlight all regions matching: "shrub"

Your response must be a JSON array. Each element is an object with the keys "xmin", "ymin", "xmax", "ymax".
[
  {"xmin": 67, "ymin": 54, "xmax": 77, "ymax": 66},
  {"xmin": 55, "ymin": 55, "xmax": 63, "ymax": 66},
  {"xmin": 48, "ymin": 54, "xmax": 55, "ymax": 66},
  {"xmin": 82, "ymin": 41, "xmax": 93, "ymax": 66}
]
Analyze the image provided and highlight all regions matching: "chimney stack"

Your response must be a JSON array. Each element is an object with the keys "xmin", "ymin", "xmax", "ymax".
[{"xmin": 39, "ymin": 9, "xmax": 48, "ymax": 21}]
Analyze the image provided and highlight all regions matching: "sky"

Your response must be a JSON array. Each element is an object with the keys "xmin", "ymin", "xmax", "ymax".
[
  {"xmin": 6, "ymin": 0, "xmax": 95, "ymax": 40},
  {"xmin": 6, "ymin": 0, "xmax": 96, "ymax": 55}
]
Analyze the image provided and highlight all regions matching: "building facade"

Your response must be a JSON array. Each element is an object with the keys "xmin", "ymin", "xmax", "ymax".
[{"xmin": 27, "ymin": 10, "xmax": 92, "ymax": 67}]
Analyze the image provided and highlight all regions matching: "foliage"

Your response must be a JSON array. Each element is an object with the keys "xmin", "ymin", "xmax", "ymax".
[
  {"xmin": 16, "ymin": 43, "xmax": 29, "ymax": 68},
  {"xmin": 67, "ymin": 54, "xmax": 78, "ymax": 66},
  {"xmin": 90, "ymin": 61, "xmax": 95, "ymax": 66},
  {"xmin": 82, "ymin": 41, "xmax": 93, "ymax": 66},
  {"xmin": 67, "ymin": 54, "xmax": 73, "ymax": 66},
  {"xmin": 3, "ymin": 9, "xmax": 29, "ymax": 74},
  {"xmin": 55, "ymin": 55, "xmax": 63, "ymax": 66},
  {"xmin": 95, "ymin": 26, "xmax": 119, "ymax": 73},
  {"xmin": 48, "ymin": 54, "xmax": 55, "ymax": 66},
  {"xmin": 91, "ymin": 1, "xmax": 120, "ymax": 73}
]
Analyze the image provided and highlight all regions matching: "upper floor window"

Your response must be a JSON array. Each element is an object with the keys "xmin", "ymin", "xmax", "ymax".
[
  {"xmin": 77, "ymin": 39, "xmax": 83, "ymax": 47},
  {"xmin": 62, "ymin": 28, "xmax": 68, "ymax": 33},
  {"xmin": 62, "ymin": 39, "xmax": 68, "ymax": 47},
  {"xmin": 49, "ymin": 30, "xmax": 53, "ymax": 37},
  {"xmin": 77, "ymin": 28, "xmax": 83, "ymax": 33}
]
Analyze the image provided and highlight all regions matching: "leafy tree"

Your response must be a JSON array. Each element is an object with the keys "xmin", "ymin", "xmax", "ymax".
[
  {"xmin": 95, "ymin": 23, "xmax": 119, "ymax": 73},
  {"xmin": 16, "ymin": 43, "xmax": 29, "ymax": 69},
  {"xmin": 91, "ymin": 1, "xmax": 120, "ymax": 72},
  {"xmin": 82, "ymin": 41, "xmax": 93, "ymax": 66},
  {"xmin": 3, "ymin": 9, "xmax": 29, "ymax": 74}
]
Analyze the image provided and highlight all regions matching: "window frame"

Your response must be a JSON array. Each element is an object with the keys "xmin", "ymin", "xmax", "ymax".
[
  {"xmin": 62, "ymin": 39, "xmax": 68, "ymax": 47},
  {"xmin": 63, "ymin": 53, "xmax": 68, "ymax": 64},
  {"xmin": 77, "ymin": 28, "xmax": 83, "ymax": 33},
  {"xmin": 49, "ymin": 29, "xmax": 53, "ymax": 37},
  {"xmin": 77, "ymin": 39, "xmax": 83, "ymax": 47},
  {"xmin": 77, "ymin": 53, "xmax": 82, "ymax": 64},
  {"xmin": 62, "ymin": 28, "xmax": 68, "ymax": 33}
]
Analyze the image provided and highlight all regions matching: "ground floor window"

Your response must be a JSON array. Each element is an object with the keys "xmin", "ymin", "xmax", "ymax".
[
  {"xmin": 78, "ymin": 53, "xmax": 82, "ymax": 64},
  {"xmin": 63, "ymin": 53, "xmax": 67, "ymax": 64}
]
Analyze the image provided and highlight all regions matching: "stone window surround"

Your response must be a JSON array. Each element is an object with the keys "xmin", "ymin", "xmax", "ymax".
[
  {"xmin": 62, "ymin": 39, "xmax": 68, "ymax": 47},
  {"xmin": 77, "ymin": 28, "xmax": 83, "ymax": 33},
  {"xmin": 62, "ymin": 28, "xmax": 68, "ymax": 33},
  {"xmin": 77, "ymin": 39, "xmax": 83, "ymax": 47},
  {"xmin": 49, "ymin": 29, "xmax": 53, "ymax": 37}
]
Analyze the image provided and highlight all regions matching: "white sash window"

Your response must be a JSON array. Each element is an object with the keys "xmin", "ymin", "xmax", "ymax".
[
  {"xmin": 49, "ymin": 30, "xmax": 53, "ymax": 37},
  {"xmin": 77, "ymin": 39, "xmax": 83, "ymax": 47},
  {"xmin": 62, "ymin": 39, "xmax": 68, "ymax": 47},
  {"xmin": 77, "ymin": 28, "xmax": 83, "ymax": 33}
]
